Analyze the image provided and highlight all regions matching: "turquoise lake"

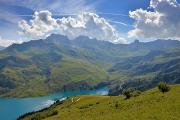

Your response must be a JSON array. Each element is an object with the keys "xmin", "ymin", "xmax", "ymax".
[{"xmin": 0, "ymin": 88, "xmax": 108, "ymax": 120}]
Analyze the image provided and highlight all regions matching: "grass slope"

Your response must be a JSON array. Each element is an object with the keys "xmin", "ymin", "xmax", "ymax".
[
  {"xmin": 20, "ymin": 84, "xmax": 180, "ymax": 120},
  {"xmin": 1, "ymin": 56, "xmax": 108, "ymax": 97}
]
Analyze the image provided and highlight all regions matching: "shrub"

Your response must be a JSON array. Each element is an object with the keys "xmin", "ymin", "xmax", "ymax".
[
  {"xmin": 96, "ymin": 102, "xmax": 100, "ymax": 104},
  {"xmin": 158, "ymin": 82, "xmax": 170, "ymax": 93},
  {"xmin": 115, "ymin": 103, "xmax": 118, "ymax": 108},
  {"xmin": 132, "ymin": 90, "xmax": 141, "ymax": 97},
  {"xmin": 89, "ymin": 103, "xmax": 93, "ymax": 106},
  {"xmin": 122, "ymin": 88, "xmax": 134, "ymax": 99}
]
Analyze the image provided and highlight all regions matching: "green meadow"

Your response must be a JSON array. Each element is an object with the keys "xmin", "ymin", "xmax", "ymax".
[{"xmin": 19, "ymin": 84, "xmax": 180, "ymax": 120}]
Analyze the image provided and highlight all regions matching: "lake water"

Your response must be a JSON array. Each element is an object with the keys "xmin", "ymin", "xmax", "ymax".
[{"xmin": 0, "ymin": 88, "xmax": 108, "ymax": 120}]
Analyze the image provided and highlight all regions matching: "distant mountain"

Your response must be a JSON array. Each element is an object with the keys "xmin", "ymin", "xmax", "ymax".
[
  {"xmin": 0, "ymin": 34, "xmax": 179, "ymax": 97},
  {"xmin": 0, "ymin": 46, "xmax": 5, "ymax": 50},
  {"xmin": 108, "ymin": 50, "xmax": 180, "ymax": 95}
]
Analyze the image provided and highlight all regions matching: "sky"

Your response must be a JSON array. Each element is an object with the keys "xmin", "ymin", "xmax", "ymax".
[{"xmin": 0, "ymin": 0, "xmax": 180, "ymax": 46}]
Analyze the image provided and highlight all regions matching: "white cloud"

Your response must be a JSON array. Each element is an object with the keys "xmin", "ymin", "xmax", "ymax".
[
  {"xmin": 19, "ymin": 10, "xmax": 126, "ymax": 43},
  {"xmin": 0, "ymin": 36, "xmax": 23, "ymax": 47},
  {"xmin": 19, "ymin": 11, "xmax": 56, "ymax": 38},
  {"xmin": 128, "ymin": 0, "xmax": 180, "ymax": 40}
]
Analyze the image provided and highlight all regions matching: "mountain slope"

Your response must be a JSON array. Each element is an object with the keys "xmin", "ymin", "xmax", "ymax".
[
  {"xmin": 0, "ymin": 56, "xmax": 109, "ymax": 97},
  {"xmin": 0, "ymin": 38, "xmax": 109, "ymax": 97},
  {"xmin": 18, "ymin": 84, "xmax": 180, "ymax": 120},
  {"xmin": 108, "ymin": 49, "xmax": 180, "ymax": 95},
  {"xmin": 0, "ymin": 34, "xmax": 180, "ymax": 97}
]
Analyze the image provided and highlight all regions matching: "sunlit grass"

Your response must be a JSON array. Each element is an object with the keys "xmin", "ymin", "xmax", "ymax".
[{"xmin": 20, "ymin": 84, "xmax": 180, "ymax": 120}]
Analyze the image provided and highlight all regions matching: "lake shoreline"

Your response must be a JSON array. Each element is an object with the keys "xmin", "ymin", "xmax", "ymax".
[
  {"xmin": 0, "ymin": 81, "xmax": 112, "ymax": 98},
  {"xmin": 0, "ymin": 87, "xmax": 108, "ymax": 120}
]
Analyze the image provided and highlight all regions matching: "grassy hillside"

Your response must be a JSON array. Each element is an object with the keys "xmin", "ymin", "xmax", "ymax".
[
  {"xmin": 19, "ymin": 84, "xmax": 180, "ymax": 120},
  {"xmin": 0, "ymin": 34, "xmax": 179, "ymax": 97},
  {"xmin": 0, "ymin": 56, "xmax": 108, "ymax": 97}
]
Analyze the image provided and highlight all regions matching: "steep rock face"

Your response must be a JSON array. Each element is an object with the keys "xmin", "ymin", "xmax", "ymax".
[{"xmin": 0, "ymin": 34, "xmax": 180, "ymax": 97}]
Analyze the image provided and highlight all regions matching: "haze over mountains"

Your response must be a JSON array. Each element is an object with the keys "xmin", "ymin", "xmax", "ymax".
[
  {"xmin": 0, "ymin": 46, "xmax": 5, "ymax": 50},
  {"xmin": 0, "ymin": 34, "xmax": 179, "ymax": 97}
]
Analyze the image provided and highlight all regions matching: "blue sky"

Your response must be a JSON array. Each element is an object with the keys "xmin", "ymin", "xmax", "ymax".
[{"xmin": 0, "ymin": 0, "xmax": 180, "ymax": 46}]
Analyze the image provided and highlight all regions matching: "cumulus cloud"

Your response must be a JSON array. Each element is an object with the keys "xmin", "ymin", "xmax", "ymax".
[
  {"xmin": 19, "ymin": 10, "xmax": 126, "ymax": 43},
  {"xmin": 0, "ymin": 36, "xmax": 23, "ymax": 47},
  {"xmin": 128, "ymin": 0, "xmax": 180, "ymax": 40}
]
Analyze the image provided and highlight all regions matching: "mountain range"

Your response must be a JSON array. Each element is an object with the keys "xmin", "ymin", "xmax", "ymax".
[{"xmin": 0, "ymin": 34, "xmax": 179, "ymax": 97}]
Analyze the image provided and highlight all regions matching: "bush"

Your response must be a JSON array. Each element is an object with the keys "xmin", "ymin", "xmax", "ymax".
[
  {"xmin": 115, "ymin": 103, "xmax": 118, "ymax": 108},
  {"xmin": 89, "ymin": 103, "xmax": 93, "ymax": 106},
  {"xmin": 96, "ymin": 102, "xmax": 100, "ymax": 104},
  {"xmin": 132, "ymin": 90, "xmax": 141, "ymax": 97},
  {"xmin": 122, "ymin": 88, "xmax": 134, "ymax": 99},
  {"xmin": 158, "ymin": 82, "xmax": 170, "ymax": 93}
]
